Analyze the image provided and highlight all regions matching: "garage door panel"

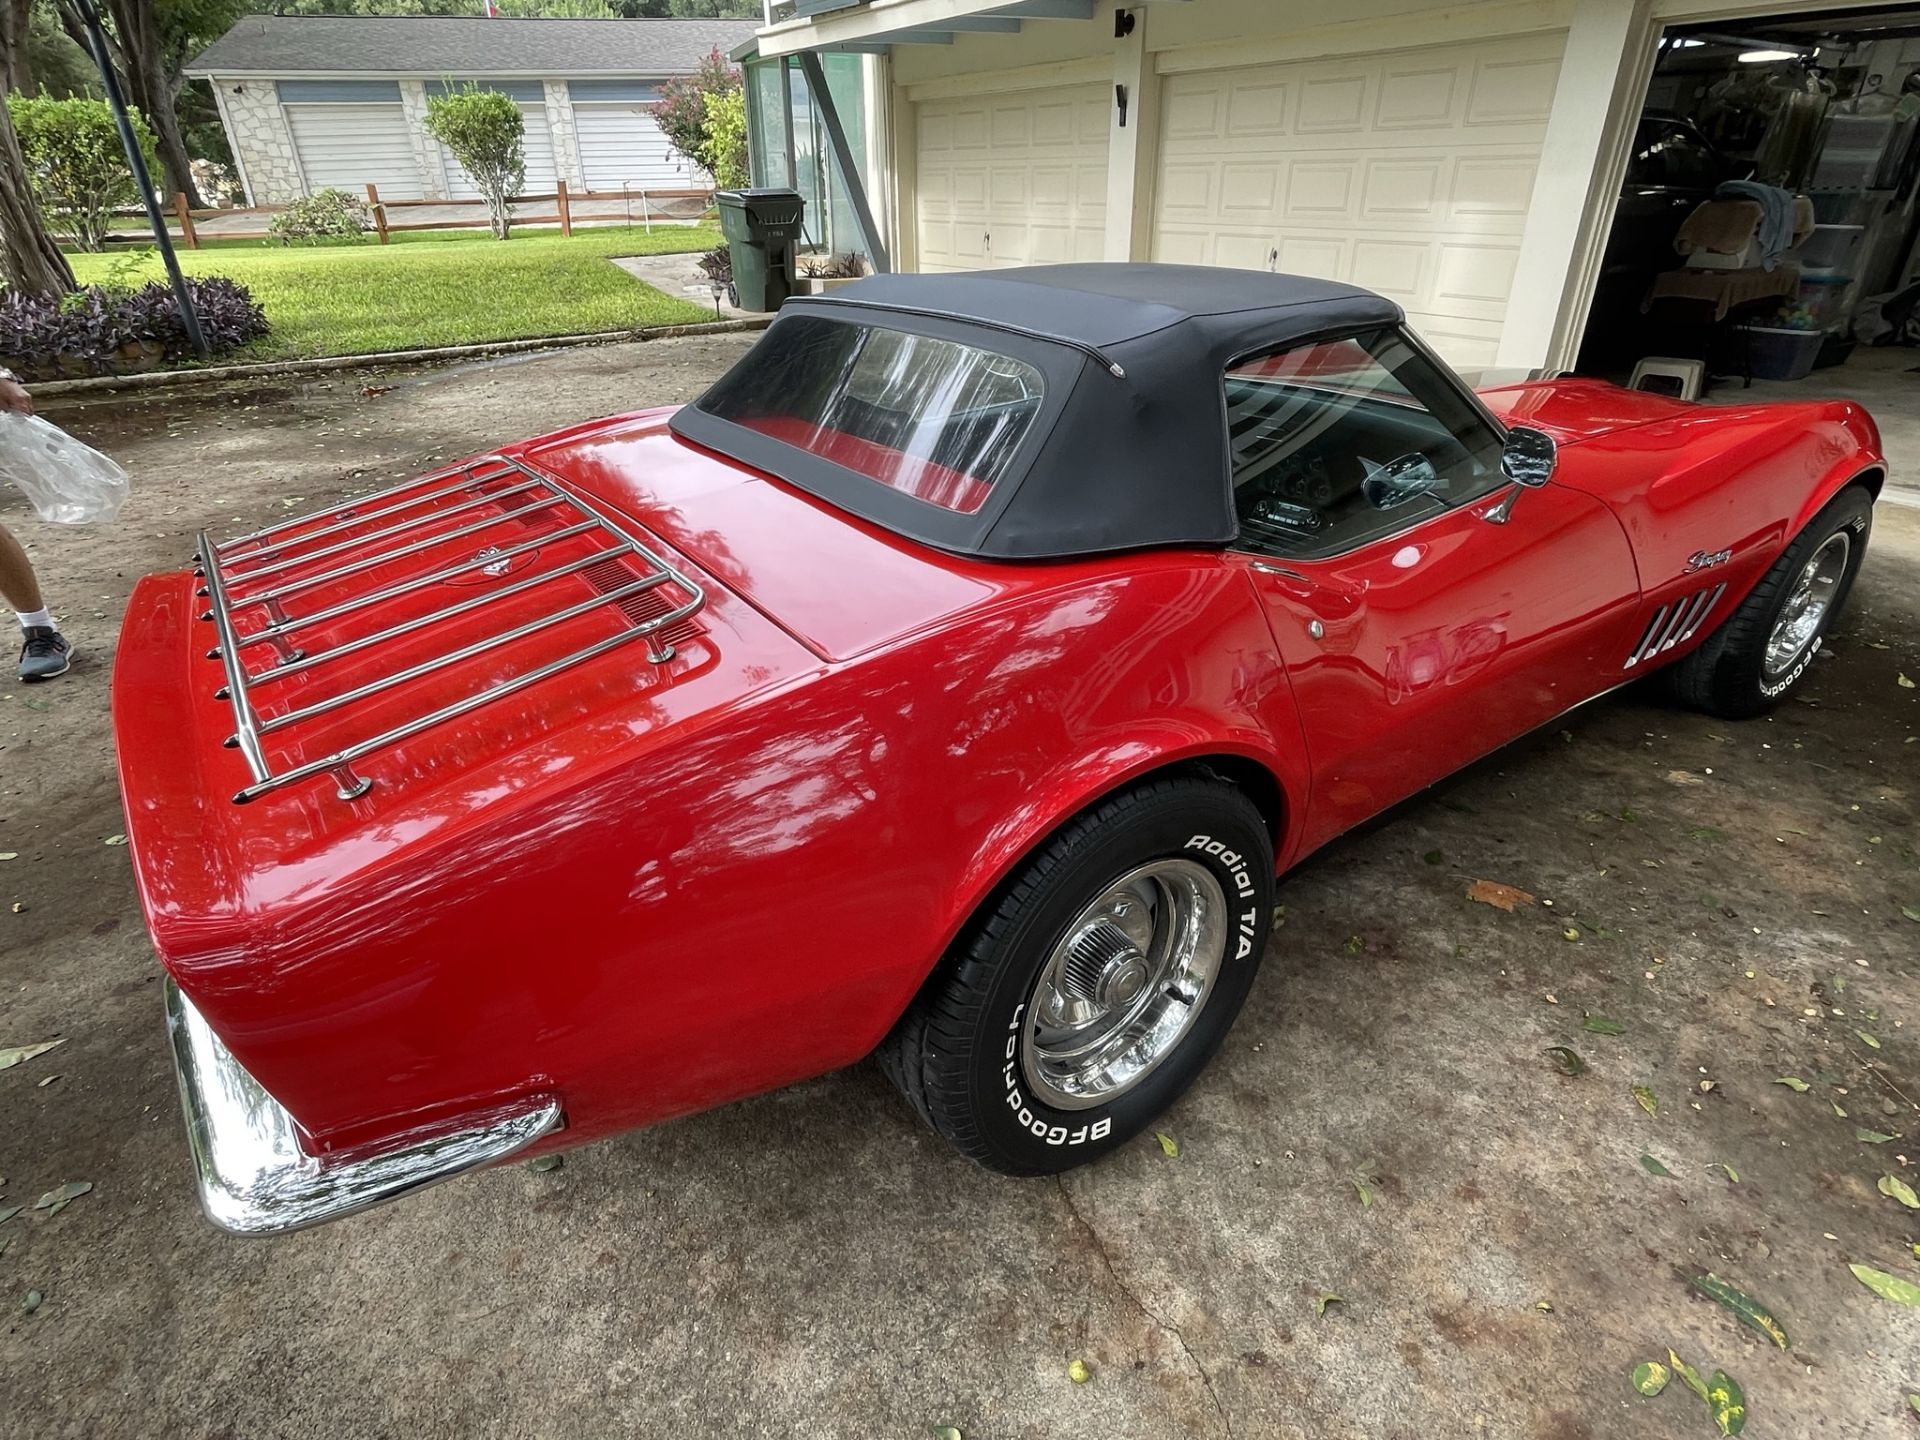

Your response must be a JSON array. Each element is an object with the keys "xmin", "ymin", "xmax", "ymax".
[
  {"xmin": 1376, "ymin": 67, "xmax": 1457, "ymax": 129},
  {"xmin": 915, "ymin": 83, "xmax": 1108, "ymax": 272},
  {"xmin": 1466, "ymin": 56, "xmax": 1560, "ymax": 127},
  {"xmin": 1151, "ymin": 31, "xmax": 1562, "ymax": 366},
  {"xmin": 573, "ymin": 104, "xmax": 693, "ymax": 191},
  {"xmin": 1297, "ymin": 74, "xmax": 1369, "ymax": 133},
  {"xmin": 285, "ymin": 104, "xmax": 425, "ymax": 199}
]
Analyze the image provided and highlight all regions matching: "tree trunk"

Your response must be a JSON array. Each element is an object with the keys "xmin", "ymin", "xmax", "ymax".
[
  {"xmin": 0, "ymin": 97, "xmax": 77, "ymax": 295},
  {"xmin": 55, "ymin": 0, "xmax": 204, "ymax": 209},
  {"xmin": 104, "ymin": 0, "xmax": 203, "ymax": 208},
  {"xmin": 2, "ymin": 0, "xmax": 32, "ymax": 93}
]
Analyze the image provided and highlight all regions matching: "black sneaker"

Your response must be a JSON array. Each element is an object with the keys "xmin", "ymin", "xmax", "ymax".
[{"xmin": 19, "ymin": 626, "xmax": 74, "ymax": 683}]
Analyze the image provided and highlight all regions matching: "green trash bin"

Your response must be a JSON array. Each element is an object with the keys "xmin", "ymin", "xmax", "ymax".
[{"xmin": 716, "ymin": 188, "xmax": 807, "ymax": 312}]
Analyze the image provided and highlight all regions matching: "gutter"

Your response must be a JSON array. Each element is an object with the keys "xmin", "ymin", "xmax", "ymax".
[{"xmin": 26, "ymin": 318, "xmax": 770, "ymax": 398}]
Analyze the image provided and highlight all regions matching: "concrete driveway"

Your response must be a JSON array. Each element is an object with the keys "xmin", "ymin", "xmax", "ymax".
[{"xmin": 2, "ymin": 341, "xmax": 1916, "ymax": 1439}]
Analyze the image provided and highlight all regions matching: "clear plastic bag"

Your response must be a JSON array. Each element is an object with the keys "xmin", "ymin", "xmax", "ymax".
[{"xmin": 0, "ymin": 410, "xmax": 130, "ymax": 525}]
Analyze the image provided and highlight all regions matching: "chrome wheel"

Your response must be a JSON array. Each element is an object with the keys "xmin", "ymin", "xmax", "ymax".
[
  {"xmin": 1764, "ymin": 531, "xmax": 1850, "ymax": 679},
  {"xmin": 1019, "ymin": 859, "xmax": 1228, "ymax": 1111}
]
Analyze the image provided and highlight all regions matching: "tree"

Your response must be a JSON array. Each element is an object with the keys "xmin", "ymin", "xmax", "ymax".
[
  {"xmin": 54, "ymin": 0, "xmax": 247, "ymax": 207},
  {"xmin": 702, "ymin": 85, "xmax": 745, "ymax": 189},
  {"xmin": 9, "ymin": 93, "xmax": 159, "ymax": 250},
  {"xmin": 0, "ymin": 0, "xmax": 76, "ymax": 293},
  {"xmin": 649, "ymin": 47, "xmax": 739, "ymax": 181},
  {"xmin": 423, "ymin": 86, "xmax": 524, "ymax": 239}
]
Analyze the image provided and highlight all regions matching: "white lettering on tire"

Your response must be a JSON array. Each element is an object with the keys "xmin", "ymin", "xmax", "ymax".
[{"xmin": 1003, "ymin": 1002, "xmax": 1111, "ymax": 1147}]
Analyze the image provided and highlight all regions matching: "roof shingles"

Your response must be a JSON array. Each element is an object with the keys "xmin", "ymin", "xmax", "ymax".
[{"xmin": 187, "ymin": 15, "xmax": 760, "ymax": 78}]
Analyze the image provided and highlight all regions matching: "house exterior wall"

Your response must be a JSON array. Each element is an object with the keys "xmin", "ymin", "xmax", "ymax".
[
  {"xmin": 213, "ymin": 79, "xmax": 304, "ymax": 204},
  {"xmin": 770, "ymin": 0, "xmax": 1889, "ymax": 371}
]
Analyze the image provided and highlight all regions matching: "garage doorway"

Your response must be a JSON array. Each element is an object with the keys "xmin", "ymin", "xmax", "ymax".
[{"xmin": 1571, "ymin": 5, "xmax": 1920, "ymax": 402}]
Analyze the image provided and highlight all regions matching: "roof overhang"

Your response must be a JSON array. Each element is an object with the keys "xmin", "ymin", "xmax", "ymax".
[{"xmin": 753, "ymin": 0, "xmax": 1099, "ymax": 60}]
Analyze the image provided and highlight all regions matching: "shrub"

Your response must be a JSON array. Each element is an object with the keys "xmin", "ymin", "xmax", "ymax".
[
  {"xmin": 649, "ymin": 49, "xmax": 741, "ymax": 181},
  {"xmin": 0, "ymin": 276, "xmax": 269, "ymax": 379},
  {"xmin": 268, "ymin": 188, "xmax": 372, "ymax": 244},
  {"xmin": 423, "ymin": 87, "xmax": 525, "ymax": 239},
  {"xmin": 6, "ymin": 95, "xmax": 160, "ymax": 254},
  {"xmin": 695, "ymin": 246, "xmax": 731, "ymax": 284},
  {"xmin": 703, "ymin": 87, "xmax": 748, "ymax": 190}
]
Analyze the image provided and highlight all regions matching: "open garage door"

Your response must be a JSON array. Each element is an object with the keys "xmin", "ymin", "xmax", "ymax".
[
  {"xmin": 1151, "ymin": 34, "xmax": 1564, "ymax": 369},
  {"xmin": 914, "ymin": 84, "xmax": 1110, "ymax": 271},
  {"xmin": 281, "ymin": 82, "xmax": 426, "ymax": 200}
]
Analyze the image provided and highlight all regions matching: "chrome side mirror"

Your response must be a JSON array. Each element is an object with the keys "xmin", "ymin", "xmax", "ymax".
[{"xmin": 1500, "ymin": 425, "xmax": 1557, "ymax": 488}]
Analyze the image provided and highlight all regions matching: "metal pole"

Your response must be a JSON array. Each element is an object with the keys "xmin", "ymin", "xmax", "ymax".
[{"xmin": 75, "ymin": 0, "xmax": 209, "ymax": 359}]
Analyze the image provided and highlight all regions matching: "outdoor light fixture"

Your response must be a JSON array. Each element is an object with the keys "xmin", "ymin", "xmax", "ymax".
[{"xmin": 1739, "ymin": 48, "xmax": 1802, "ymax": 63}]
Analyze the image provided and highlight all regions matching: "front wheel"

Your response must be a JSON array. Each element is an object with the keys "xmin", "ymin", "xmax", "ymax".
[
  {"xmin": 1671, "ymin": 486, "xmax": 1872, "ymax": 719},
  {"xmin": 878, "ymin": 774, "xmax": 1273, "ymax": 1175}
]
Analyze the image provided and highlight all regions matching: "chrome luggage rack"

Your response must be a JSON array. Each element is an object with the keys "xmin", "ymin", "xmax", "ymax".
[{"xmin": 195, "ymin": 456, "xmax": 705, "ymax": 806}]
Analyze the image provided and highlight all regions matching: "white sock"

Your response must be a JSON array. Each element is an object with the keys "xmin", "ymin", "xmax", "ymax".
[{"xmin": 16, "ymin": 608, "xmax": 53, "ymax": 630}]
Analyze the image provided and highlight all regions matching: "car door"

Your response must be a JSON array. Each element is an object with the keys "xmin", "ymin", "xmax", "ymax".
[{"xmin": 1223, "ymin": 327, "xmax": 1644, "ymax": 859}]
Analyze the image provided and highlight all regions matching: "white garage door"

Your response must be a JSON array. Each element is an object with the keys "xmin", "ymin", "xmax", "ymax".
[
  {"xmin": 915, "ymin": 84, "xmax": 1109, "ymax": 271},
  {"xmin": 572, "ymin": 103, "xmax": 694, "ymax": 192},
  {"xmin": 284, "ymin": 103, "xmax": 426, "ymax": 200},
  {"xmin": 442, "ymin": 103, "xmax": 558, "ymax": 199},
  {"xmin": 1152, "ymin": 34, "xmax": 1564, "ymax": 368}
]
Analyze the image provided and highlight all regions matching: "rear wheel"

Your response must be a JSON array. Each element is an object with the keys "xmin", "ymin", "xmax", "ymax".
[
  {"xmin": 1671, "ymin": 486, "xmax": 1872, "ymax": 719},
  {"xmin": 879, "ymin": 774, "xmax": 1273, "ymax": 1175}
]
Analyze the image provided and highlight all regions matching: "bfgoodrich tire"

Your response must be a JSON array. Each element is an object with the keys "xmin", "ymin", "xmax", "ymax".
[
  {"xmin": 1671, "ymin": 486, "xmax": 1872, "ymax": 720},
  {"xmin": 879, "ymin": 774, "xmax": 1273, "ymax": 1175}
]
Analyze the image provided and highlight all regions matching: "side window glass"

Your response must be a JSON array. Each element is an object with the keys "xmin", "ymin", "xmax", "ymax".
[{"xmin": 1226, "ymin": 327, "xmax": 1506, "ymax": 561}]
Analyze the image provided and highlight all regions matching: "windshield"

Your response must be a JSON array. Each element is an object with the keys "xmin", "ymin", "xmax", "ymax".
[{"xmin": 693, "ymin": 315, "xmax": 1045, "ymax": 515}]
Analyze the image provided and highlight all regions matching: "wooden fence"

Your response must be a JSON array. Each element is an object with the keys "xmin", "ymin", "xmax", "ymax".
[{"xmin": 161, "ymin": 183, "xmax": 716, "ymax": 248}]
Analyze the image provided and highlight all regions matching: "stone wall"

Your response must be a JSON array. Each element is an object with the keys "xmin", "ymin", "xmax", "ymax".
[
  {"xmin": 399, "ymin": 80, "xmax": 450, "ymax": 200},
  {"xmin": 214, "ymin": 81, "xmax": 301, "ymax": 205},
  {"xmin": 543, "ymin": 80, "xmax": 584, "ymax": 191}
]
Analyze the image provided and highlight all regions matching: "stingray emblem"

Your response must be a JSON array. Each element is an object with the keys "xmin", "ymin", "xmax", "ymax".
[{"xmin": 1685, "ymin": 548, "xmax": 1732, "ymax": 574}]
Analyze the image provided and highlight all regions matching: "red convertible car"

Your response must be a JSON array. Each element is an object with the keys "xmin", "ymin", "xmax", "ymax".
[{"xmin": 113, "ymin": 265, "xmax": 1883, "ymax": 1233}]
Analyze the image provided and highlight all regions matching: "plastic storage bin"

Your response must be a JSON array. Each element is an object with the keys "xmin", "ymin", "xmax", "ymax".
[
  {"xmin": 1746, "ymin": 326, "xmax": 1823, "ymax": 381},
  {"xmin": 1796, "ymin": 272, "xmax": 1854, "ymax": 331}
]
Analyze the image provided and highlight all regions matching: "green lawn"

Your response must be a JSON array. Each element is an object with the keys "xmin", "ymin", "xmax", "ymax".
[{"xmin": 67, "ymin": 225, "xmax": 722, "ymax": 362}]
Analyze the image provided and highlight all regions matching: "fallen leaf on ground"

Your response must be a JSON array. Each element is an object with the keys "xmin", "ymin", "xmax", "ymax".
[
  {"xmin": 1562, "ymin": 927, "xmax": 1581, "ymax": 941},
  {"xmin": 1352, "ymin": 1174, "xmax": 1373, "ymax": 1208},
  {"xmin": 1708, "ymin": 1370, "xmax": 1747, "ymax": 1436},
  {"xmin": 1156, "ymin": 1132, "xmax": 1179, "ymax": 1158},
  {"xmin": 1669, "ymin": 1350, "xmax": 1710, "ymax": 1403},
  {"xmin": 1315, "ymin": 1293, "xmax": 1343, "ymax": 1317},
  {"xmin": 1665, "ymin": 769, "xmax": 1707, "ymax": 786},
  {"xmin": 1544, "ymin": 1046, "xmax": 1586, "ymax": 1077},
  {"xmin": 1902, "ymin": 905, "xmax": 1920, "ymax": 924},
  {"xmin": 1848, "ymin": 1263, "xmax": 1920, "ymax": 1306},
  {"xmin": 0, "ymin": 853, "xmax": 16, "ymax": 861},
  {"xmin": 1066, "ymin": 1359, "xmax": 1091, "ymax": 1384},
  {"xmin": 1878, "ymin": 1174, "xmax": 1919, "ymax": 1209},
  {"xmin": 103, "ymin": 834, "xmax": 127, "ymax": 846},
  {"xmin": 1584, "ymin": 1015, "xmax": 1624, "ymax": 1035},
  {"xmin": 1899, "ymin": 673, "xmax": 1916, "ymax": 689},
  {"xmin": 1467, "ymin": 879, "xmax": 1535, "ymax": 911},
  {"xmin": 1719, "ymin": 1164, "xmax": 1739, "ymax": 1183},
  {"xmin": 0, "ymin": 1204, "xmax": 23, "ymax": 1225},
  {"xmin": 22, "ymin": 1289, "xmax": 42, "ymax": 1315},
  {"xmin": 1856, "ymin": 1129, "xmax": 1898, "ymax": 1144},
  {"xmin": 1830, "ymin": 1099, "xmax": 1848, "ymax": 1118},
  {"xmin": 525, "ymin": 1155, "xmax": 562, "ymax": 1173},
  {"xmin": 1774, "ymin": 1077, "xmax": 1810, "ymax": 1092},
  {"xmin": 1856, "ymin": 1030, "xmax": 1881, "ymax": 1049},
  {"xmin": 0, "ymin": 1039, "xmax": 64, "ymax": 1071},
  {"xmin": 931, "ymin": 1427, "xmax": 963, "ymax": 1440},
  {"xmin": 1631, "ymin": 1360, "xmax": 1669, "ymax": 1396},
  {"xmin": 1633, "ymin": 1085, "xmax": 1658, "ymax": 1116},
  {"xmin": 1689, "ymin": 1273, "xmax": 1790, "ymax": 1349},
  {"xmin": 33, "ymin": 1180, "xmax": 91, "ymax": 1216},
  {"xmin": 1641, "ymin": 1154, "xmax": 1672, "ymax": 1177}
]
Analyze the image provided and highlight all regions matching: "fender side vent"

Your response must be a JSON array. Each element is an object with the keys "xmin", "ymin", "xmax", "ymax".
[{"xmin": 1625, "ymin": 584, "xmax": 1725, "ymax": 669}]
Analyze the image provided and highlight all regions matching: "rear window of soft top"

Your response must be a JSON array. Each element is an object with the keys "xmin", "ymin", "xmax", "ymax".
[{"xmin": 693, "ymin": 315, "xmax": 1044, "ymax": 515}]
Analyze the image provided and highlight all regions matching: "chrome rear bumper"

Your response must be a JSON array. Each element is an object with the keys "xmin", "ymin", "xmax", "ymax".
[{"xmin": 165, "ymin": 980, "xmax": 562, "ymax": 1235}]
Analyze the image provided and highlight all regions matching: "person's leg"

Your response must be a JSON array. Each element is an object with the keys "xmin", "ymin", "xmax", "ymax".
[
  {"xmin": 1, "ymin": 522, "xmax": 73, "ymax": 682},
  {"xmin": 0, "ymin": 521, "xmax": 46, "ymax": 614}
]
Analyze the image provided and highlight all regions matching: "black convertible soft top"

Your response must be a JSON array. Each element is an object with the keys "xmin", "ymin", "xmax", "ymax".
[{"xmin": 669, "ymin": 264, "xmax": 1404, "ymax": 559}]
